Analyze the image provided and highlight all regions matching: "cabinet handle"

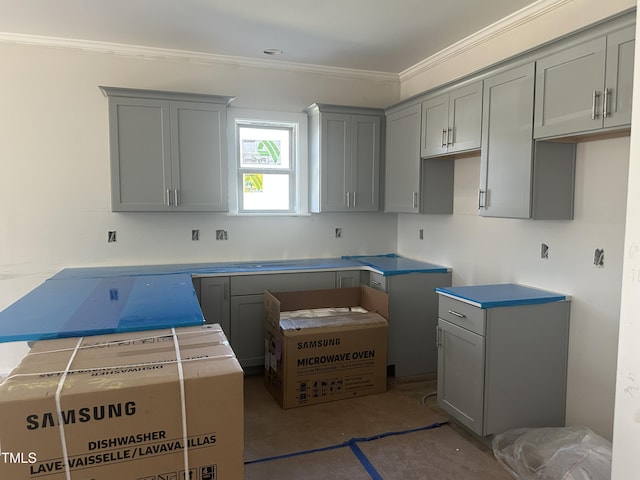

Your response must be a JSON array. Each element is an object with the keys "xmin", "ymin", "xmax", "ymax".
[
  {"xmin": 371, "ymin": 280, "xmax": 382, "ymax": 286},
  {"xmin": 353, "ymin": 191, "xmax": 357, "ymax": 207},
  {"xmin": 174, "ymin": 189, "xmax": 179, "ymax": 207},
  {"xmin": 603, "ymin": 88, "xmax": 610, "ymax": 118},
  {"xmin": 442, "ymin": 128, "xmax": 447, "ymax": 147},
  {"xmin": 412, "ymin": 191, "xmax": 418, "ymax": 209},
  {"xmin": 448, "ymin": 310, "xmax": 466, "ymax": 318},
  {"xmin": 166, "ymin": 189, "xmax": 172, "ymax": 206},
  {"xmin": 448, "ymin": 127, "xmax": 453, "ymax": 146},
  {"xmin": 478, "ymin": 189, "xmax": 486, "ymax": 209},
  {"xmin": 436, "ymin": 326, "xmax": 442, "ymax": 347},
  {"xmin": 591, "ymin": 90, "xmax": 600, "ymax": 120},
  {"xmin": 346, "ymin": 192, "xmax": 350, "ymax": 208}
]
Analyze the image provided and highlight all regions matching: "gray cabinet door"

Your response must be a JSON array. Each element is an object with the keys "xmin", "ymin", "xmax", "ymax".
[
  {"xmin": 230, "ymin": 294, "xmax": 265, "ymax": 369},
  {"xmin": 437, "ymin": 318, "xmax": 485, "ymax": 436},
  {"xmin": 351, "ymin": 114, "xmax": 381, "ymax": 212},
  {"xmin": 109, "ymin": 97, "xmax": 173, "ymax": 211},
  {"xmin": 336, "ymin": 270, "xmax": 364, "ymax": 288},
  {"xmin": 534, "ymin": 37, "xmax": 606, "ymax": 138},
  {"xmin": 420, "ymin": 93, "xmax": 449, "ymax": 158},
  {"xmin": 604, "ymin": 25, "xmax": 635, "ymax": 128},
  {"xmin": 384, "ymin": 104, "xmax": 421, "ymax": 213},
  {"xmin": 448, "ymin": 82, "xmax": 483, "ymax": 154},
  {"xmin": 170, "ymin": 101, "xmax": 227, "ymax": 211},
  {"xmin": 320, "ymin": 112, "xmax": 350, "ymax": 212},
  {"xmin": 199, "ymin": 277, "xmax": 230, "ymax": 336},
  {"xmin": 420, "ymin": 82, "xmax": 482, "ymax": 158},
  {"xmin": 480, "ymin": 63, "xmax": 535, "ymax": 219}
]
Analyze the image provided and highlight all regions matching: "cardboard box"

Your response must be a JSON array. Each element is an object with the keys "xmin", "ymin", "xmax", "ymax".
[
  {"xmin": 0, "ymin": 324, "xmax": 243, "ymax": 480},
  {"xmin": 264, "ymin": 286, "xmax": 389, "ymax": 409}
]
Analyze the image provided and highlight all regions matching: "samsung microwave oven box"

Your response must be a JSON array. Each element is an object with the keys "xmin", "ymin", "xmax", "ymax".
[
  {"xmin": 0, "ymin": 324, "xmax": 243, "ymax": 480},
  {"xmin": 264, "ymin": 285, "xmax": 389, "ymax": 409}
]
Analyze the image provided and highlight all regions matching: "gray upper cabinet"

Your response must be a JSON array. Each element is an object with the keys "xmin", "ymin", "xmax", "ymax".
[
  {"xmin": 101, "ymin": 87, "xmax": 233, "ymax": 212},
  {"xmin": 307, "ymin": 104, "xmax": 383, "ymax": 213},
  {"xmin": 420, "ymin": 82, "xmax": 482, "ymax": 158},
  {"xmin": 480, "ymin": 63, "xmax": 576, "ymax": 219},
  {"xmin": 384, "ymin": 104, "xmax": 421, "ymax": 213},
  {"xmin": 534, "ymin": 25, "xmax": 634, "ymax": 139}
]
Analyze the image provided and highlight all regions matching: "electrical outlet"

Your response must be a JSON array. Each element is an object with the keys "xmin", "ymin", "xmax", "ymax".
[
  {"xmin": 541, "ymin": 243, "xmax": 549, "ymax": 259},
  {"xmin": 335, "ymin": 228, "xmax": 342, "ymax": 238},
  {"xmin": 594, "ymin": 248, "xmax": 605, "ymax": 267},
  {"xmin": 192, "ymin": 229, "xmax": 200, "ymax": 241},
  {"xmin": 419, "ymin": 229, "xmax": 424, "ymax": 240},
  {"xmin": 107, "ymin": 231, "xmax": 117, "ymax": 243},
  {"xmin": 216, "ymin": 230, "xmax": 228, "ymax": 240}
]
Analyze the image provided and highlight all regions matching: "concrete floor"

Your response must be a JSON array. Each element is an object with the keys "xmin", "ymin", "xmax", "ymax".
[{"xmin": 243, "ymin": 374, "xmax": 513, "ymax": 480}]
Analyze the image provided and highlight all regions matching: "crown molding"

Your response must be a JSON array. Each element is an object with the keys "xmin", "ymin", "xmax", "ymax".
[
  {"xmin": 399, "ymin": 0, "xmax": 574, "ymax": 82},
  {"xmin": 0, "ymin": 32, "xmax": 399, "ymax": 84}
]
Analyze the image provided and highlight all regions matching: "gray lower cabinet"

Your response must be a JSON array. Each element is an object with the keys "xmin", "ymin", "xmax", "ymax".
[
  {"xmin": 368, "ymin": 271, "xmax": 452, "ymax": 377},
  {"xmin": 101, "ymin": 87, "xmax": 232, "ymax": 212},
  {"xmin": 534, "ymin": 24, "xmax": 634, "ymax": 139},
  {"xmin": 198, "ymin": 277, "xmax": 230, "ymax": 335},
  {"xmin": 479, "ymin": 63, "xmax": 576, "ymax": 219},
  {"xmin": 336, "ymin": 270, "xmax": 365, "ymax": 288},
  {"xmin": 437, "ymin": 295, "xmax": 570, "ymax": 437},
  {"xmin": 307, "ymin": 104, "xmax": 383, "ymax": 212},
  {"xmin": 420, "ymin": 81, "xmax": 483, "ymax": 158}
]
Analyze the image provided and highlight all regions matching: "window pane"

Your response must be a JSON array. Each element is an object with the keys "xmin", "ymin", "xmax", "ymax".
[
  {"xmin": 239, "ymin": 126, "xmax": 290, "ymax": 169},
  {"xmin": 242, "ymin": 173, "xmax": 290, "ymax": 211}
]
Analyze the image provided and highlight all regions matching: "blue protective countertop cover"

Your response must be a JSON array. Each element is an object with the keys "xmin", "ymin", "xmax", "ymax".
[
  {"xmin": 0, "ymin": 254, "xmax": 449, "ymax": 342},
  {"xmin": 435, "ymin": 283, "xmax": 567, "ymax": 308}
]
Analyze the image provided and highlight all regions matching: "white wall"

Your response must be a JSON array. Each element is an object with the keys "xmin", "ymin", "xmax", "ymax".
[
  {"xmin": 611, "ymin": 7, "xmax": 640, "ymax": 479},
  {"xmin": 0, "ymin": 42, "xmax": 399, "ymax": 370}
]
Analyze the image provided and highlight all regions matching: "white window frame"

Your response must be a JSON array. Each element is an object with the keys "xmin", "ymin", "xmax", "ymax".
[{"xmin": 227, "ymin": 108, "xmax": 308, "ymax": 215}]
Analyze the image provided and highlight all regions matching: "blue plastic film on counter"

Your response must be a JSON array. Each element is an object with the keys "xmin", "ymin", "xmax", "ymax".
[
  {"xmin": 342, "ymin": 254, "xmax": 449, "ymax": 275},
  {"xmin": 435, "ymin": 283, "xmax": 566, "ymax": 308},
  {"xmin": 0, "ymin": 274, "xmax": 203, "ymax": 342}
]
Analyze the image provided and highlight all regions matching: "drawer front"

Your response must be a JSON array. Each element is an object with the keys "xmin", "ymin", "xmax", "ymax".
[
  {"xmin": 230, "ymin": 271, "xmax": 336, "ymax": 295},
  {"xmin": 438, "ymin": 295, "xmax": 485, "ymax": 336},
  {"xmin": 368, "ymin": 271, "xmax": 387, "ymax": 292}
]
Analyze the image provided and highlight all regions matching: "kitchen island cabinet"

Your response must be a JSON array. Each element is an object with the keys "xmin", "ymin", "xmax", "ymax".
[{"xmin": 436, "ymin": 284, "xmax": 570, "ymax": 437}]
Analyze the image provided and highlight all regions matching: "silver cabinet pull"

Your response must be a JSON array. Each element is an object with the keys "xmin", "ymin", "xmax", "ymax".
[
  {"xmin": 346, "ymin": 192, "xmax": 350, "ymax": 208},
  {"xmin": 442, "ymin": 128, "xmax": 447, "ymax": 147},
  {"xmin": 412, "ymin": 191, "xmax": 418, "ymax": 209},
  {"xmin": 166, "ymin": 189, "xmax": 172, "ymax": 206},
  {"xmin": 603, "ymin": 88, "xmax": 610, "ymax": 118},
  {"xmin": 478, "ymin": 189, "xmax": 486, "ymax": 209},
  {"xmin": 448, "ymin": 310, "xmax": 466, "ymax": 318},
  {"xmin": 174, "ymin": 189, "xmax": 179, "ymax": 206},
  {"xmin": 371, "ymin": 280, "xmax": 382, "ymax": 286},
  {"xmin": 448, "ymin": 127, "xmax": 453, "ymax": 146},
  {"xmin": 353, "ymin": 191, "xmax": 357, "ymax": 207},
  {"xmin": 591, "ymin": 90, "xmax": 600, "ymax": 120}
]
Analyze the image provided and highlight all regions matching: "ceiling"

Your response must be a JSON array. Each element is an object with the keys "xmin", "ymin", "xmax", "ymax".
[{"xmin": 0, "ymin": 0, "xmax": 540, "ymax": 74}]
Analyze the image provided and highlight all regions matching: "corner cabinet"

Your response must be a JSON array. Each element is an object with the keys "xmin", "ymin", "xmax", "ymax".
[
  {"xmin": 101, "ymin": 87, "xmax": 234, "ymax": 212},
  {"xmin": 307, "ymin": 104, "xmax": 383, "ymax": 212},
  {"xmin": 420, "ymin": 81, "xmax": 483, "ymax": 158},
  {"xmin": 534, "ymin": 24, "xmax": 635, "ymax": 139},
  {"xmin": 436, "ymin": 286, "xmax": 570, "ymax": 437},
  {"xmin": 479, "ymin": 63, "xmax": 576, "ymax": 219}
]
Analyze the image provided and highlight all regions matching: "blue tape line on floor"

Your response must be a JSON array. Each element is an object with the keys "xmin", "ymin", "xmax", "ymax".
[{"xmin": 245, "ymin": 421, "xmax": 448, "ymax": 479}]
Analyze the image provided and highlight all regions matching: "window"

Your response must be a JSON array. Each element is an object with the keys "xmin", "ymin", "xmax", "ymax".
[{"xmin": 228, "ymin": 109, "xmax": 308, "ymax": 215}]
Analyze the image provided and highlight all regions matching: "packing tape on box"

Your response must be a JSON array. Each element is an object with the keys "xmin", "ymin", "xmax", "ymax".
[{"xmin": 171, "ymin": 327, "xmax": 190, "ymax": 480}]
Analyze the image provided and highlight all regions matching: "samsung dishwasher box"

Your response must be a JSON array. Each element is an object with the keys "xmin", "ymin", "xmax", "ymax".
[
  {"xmin": 0, "ymin": 324, "xmax": 243, "ymax": 480},
  {"xmin": 264, "ymin": 285, "xmax": 389, "ymax": 409}
]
